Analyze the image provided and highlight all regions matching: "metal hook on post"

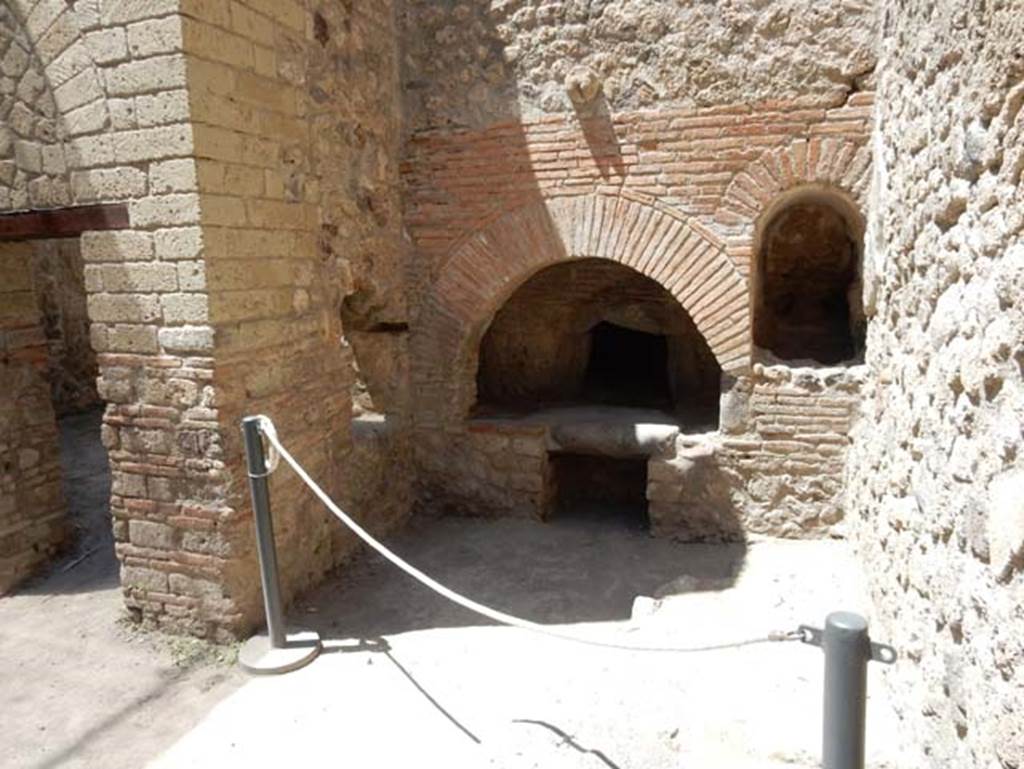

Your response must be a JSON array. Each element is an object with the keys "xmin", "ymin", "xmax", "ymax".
[
  {"xmin": 237, "ymin": 416, "xmax": 321, "ymax": 675},
  {"xmin": 799, "ymin": 612, "xmax": 897, "ymax": 769}
]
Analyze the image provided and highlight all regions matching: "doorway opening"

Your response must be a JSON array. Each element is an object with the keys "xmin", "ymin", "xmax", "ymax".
[
  {"xmin": 33, "ymin": 238, "xmax": 114, "ymax": 582},
  {"xmin": 582, "ymin": 321, "xmax": 672, "ymax": 410}
]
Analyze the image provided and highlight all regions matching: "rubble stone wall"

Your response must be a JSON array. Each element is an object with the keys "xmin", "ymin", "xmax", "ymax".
[
  {"xmin": 417, "ymin": 421, "xmax": 550, "ymax": 520},
  {"xmin": 398, "ymin": 0, "xmax": 877, "ymax": 131},
  {"xmin": 306, "ymin": 0, "xmax": 413, "ymax": 541},
  {"xmin": 845, "ymin": 2, "xmax": 1024, "ymax": 766}
]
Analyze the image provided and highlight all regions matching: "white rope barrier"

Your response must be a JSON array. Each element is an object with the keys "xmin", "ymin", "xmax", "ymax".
[{"xmin": 256, "ymin": 415, "xmax": 804, "ymax": 653}]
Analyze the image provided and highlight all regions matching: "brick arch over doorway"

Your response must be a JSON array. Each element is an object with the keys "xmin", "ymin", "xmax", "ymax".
[{"xmin": 412, "ymin": 193, "xmax": 751, "ymax": 428}]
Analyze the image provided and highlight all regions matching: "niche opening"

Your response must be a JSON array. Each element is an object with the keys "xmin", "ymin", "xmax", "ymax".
[
  {"xmin": 549, "ymin": 453, "xmax": 649, "ymax": 530},
  {"xmin": 755, "ymin": 195, "xmax": 864, "ymax": 365}
]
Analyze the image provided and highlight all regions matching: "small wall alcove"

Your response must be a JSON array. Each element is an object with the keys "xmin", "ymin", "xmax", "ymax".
[{"xmin": 753, "ymin": 189, "xmax": 865, "ymax": 365}]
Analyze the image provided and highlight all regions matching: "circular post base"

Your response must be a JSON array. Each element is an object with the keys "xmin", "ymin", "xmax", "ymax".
[{"xmin": 239, "ymin": 629, "xmax": 321, "ymax": 675}]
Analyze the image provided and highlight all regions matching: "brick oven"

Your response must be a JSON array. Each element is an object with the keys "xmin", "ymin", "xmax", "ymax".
[{"xmin": 407, "ymin": 111, "xmax": 872, "ymax": 542}]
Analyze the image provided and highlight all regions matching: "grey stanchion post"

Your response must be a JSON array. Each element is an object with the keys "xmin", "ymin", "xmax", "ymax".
[
  {"xmin": 800, "ymin": 611, "xmax": 896, "ymax": 769},
  {"xmin": 242, "ymin": 416, "xmax": 286, "ymax": 647},
  {"xmin": 823, "ymin": 612, "xmax": 870, "ymax": 769},
  {"xmin": 237, "ymin": 416, "xmax": 321, "ymax": 675}
]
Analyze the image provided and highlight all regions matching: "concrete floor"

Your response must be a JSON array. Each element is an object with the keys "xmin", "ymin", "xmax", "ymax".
[{"xmin": 2, "ymin": 412, "xmax": 909, "ymax": 769}]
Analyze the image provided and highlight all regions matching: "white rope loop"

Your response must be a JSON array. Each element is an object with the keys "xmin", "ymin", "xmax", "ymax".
[
  {"xmin": 254, "ymin": 414, "xmax": 280, "ymax": 475},
  {"xmin": 255, "ymin": 415, "xmax": 802, "ymax": 654}
]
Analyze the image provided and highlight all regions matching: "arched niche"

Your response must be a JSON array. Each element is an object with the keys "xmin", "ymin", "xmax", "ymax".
[{"xmin": 752, "ymin": 186, "xmax": 866, "ymax": 364}]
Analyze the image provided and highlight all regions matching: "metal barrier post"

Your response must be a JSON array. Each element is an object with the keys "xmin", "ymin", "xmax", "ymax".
[
  {"xmin": 243, "ymin": 416, "xmax": 286, "ymax": 647},
  {"xmin": 823, "ymin": 612, "xmax": 869, "ymax": 769},
  {"xmin": 800, "ymin": 611, "xmax": 896, "ymax": 769},
  {"xmin": 238, "ymin": 416, "xmax": 321, "ymax": 674}
]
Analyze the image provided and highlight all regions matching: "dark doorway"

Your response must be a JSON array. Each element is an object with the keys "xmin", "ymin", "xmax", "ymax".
[
  {"xmin": 550, "ymin": 453, "xmax": 649, "ymax": 530},
  {"xmin": 582, "ymin": 321, "xmax": 672, "ymax": 409}
]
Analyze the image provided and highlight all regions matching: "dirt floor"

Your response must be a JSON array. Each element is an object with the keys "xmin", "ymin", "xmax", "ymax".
[
  {"xmin": 2, "ymin": 412, "xmax": 908, "ymax": 769},
  {"xmin": 0, "ymin": 410, "xmax": 245, "ymax": 769}
]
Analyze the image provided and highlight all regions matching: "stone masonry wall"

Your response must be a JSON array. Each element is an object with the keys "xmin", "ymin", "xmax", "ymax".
[
  {"xmin": 417, "ymin": 421, "xmax": 549, "ymax": 519},
  {"xmin": 0, "ymin": 0, "xmax": 409, "ymax": 636},
  {"xmin": 182, "ymin": 0, "xmax": 409, "ymax": 631},
  {"xmin": 180, "ymin": 0, "xmax": 347, "ymax": 632},
  {"xmin": 846, "ymin": 2, "xmax": 1024, "ymax": 766},
  {"xmin": 398, "ymin": 0, "xmax": 876, "ymax": 131},
  {"xmin": 0, "ymin": 3, "xmax": 69, "ymax": 209},
  {"xmin": 307, "ymin": 0, "xmax": 413, "ymax": 539}
]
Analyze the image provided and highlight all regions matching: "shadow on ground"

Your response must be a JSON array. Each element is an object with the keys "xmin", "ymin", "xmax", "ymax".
[{"xmin": 296, "ymin": 508, "xmax": 747, "ymax": 642}]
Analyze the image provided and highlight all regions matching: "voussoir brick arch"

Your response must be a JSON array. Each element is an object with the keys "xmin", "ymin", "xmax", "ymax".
[
  {"xmin": 715, "ymin": 137, "xmax": 872, "ymax": 231},
  {"xmin": 414, "ymin": 193, "xmax": 752, "ymax": 426}
]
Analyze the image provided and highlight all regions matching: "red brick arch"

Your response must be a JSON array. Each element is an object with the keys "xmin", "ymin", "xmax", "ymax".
[
  {"xmin": 715, "ymin": 137, "xmax": 872, "ymax": 230},
  {"xmin": 413, "ymin": 193, "xmax": 752, "ymax": 426}
]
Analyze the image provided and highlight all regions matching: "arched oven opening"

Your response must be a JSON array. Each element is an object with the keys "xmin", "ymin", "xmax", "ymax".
[{"xmin": 474, "ymin": 258, "xmax": 721, "ymax": 430}]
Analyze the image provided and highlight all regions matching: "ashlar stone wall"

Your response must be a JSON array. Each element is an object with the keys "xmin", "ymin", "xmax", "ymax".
[
  {"xmin": 0, "ymin": 3, "xmax": 69, "ymax": 209},
  {"xmin": 846, "ymin": 2, "xmax": 1024, "ymax": 766}
]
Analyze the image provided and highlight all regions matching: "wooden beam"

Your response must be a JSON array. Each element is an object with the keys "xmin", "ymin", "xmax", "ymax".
[{"xmin": 0, "ymin": 204, "xmax": 130, "ymax": 241}]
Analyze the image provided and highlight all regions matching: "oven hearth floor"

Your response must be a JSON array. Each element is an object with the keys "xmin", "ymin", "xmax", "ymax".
[{"xmin": 469, "ymin": 405, "xmax": 717, "ymax": 457}]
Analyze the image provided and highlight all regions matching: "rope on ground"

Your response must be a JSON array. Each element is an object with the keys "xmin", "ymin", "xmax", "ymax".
[{"xmin": 256, "ymin": 415, "xmax": 805, "ymax": 653}]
